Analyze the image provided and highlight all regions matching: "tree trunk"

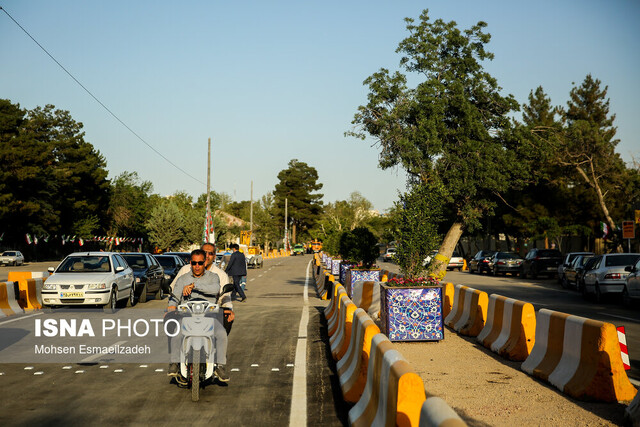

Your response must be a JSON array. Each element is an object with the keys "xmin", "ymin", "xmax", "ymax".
[
  {"xmin": 431, "ymin": 222, "xmax": 464, "ymax": 280},
  {"xmin": 292, "ymin": 223, "xmax": 297, "ymax": 244}
]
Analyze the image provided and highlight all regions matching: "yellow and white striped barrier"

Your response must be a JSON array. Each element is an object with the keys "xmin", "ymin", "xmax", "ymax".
[
  {"xmin": 477, "ymin": 294, "xmax": 536, "ymax": 361},
  {"xmin": 327, "ymin": 288, "xmax": 348, "ymax": 338},
  {"xmin": 418, "ymin": 396, "xmax": 467, "ymax": 427},
  {"xmin": 442, "ymin": 282, "xmax": 454, "ymax": 319},
  {"xmin": 0, "ymin": 281, "xmax": 24, "ymax": 317},
  {"xmin": 348, "ymin": 333, "xmax": 426, "ymax": 426},
  {"xmin": 521, "ymin": 309, "xmax": 637, "ymax": 402},
  {"xmin": 324, "ymin": 281, "xmax": 343, "ymax": 320},
  {"xmin": 8, "ymin": 271, "xmax": 50, "ymax": 282},
  {"xmin": 18, "ymin": 278, "xmax": 44, "ymax": 310},
  {"xmin": 329, "ymin": 295, "xmax": 357, "ymax": 360},
  {"xmin": 337, "ymin": 308, "xmax": 381, "ymax": 403},
  {"xmin": 351, "ymin": 280, "xmax": 381, "ymax": 320},
  {"xmin": 444, "ymin": 285, "xmax": 488, "ymax": 337}
]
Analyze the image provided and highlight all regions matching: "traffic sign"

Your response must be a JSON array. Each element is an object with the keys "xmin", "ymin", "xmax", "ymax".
[{"xmin": 622, "ymin": 221, "xmax": 635, "ymax": 239}]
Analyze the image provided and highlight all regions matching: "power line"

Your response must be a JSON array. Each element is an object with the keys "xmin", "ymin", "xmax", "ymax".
[{"xmin": 0, "ymin": 6, "xmax": 205, "ymax": 186}]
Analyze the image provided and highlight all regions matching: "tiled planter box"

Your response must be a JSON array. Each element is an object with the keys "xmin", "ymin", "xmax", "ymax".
[
  {"xmin": 339, "ymin": 262, "xmax": 358, "ymax": 286},
  {"xmin": 380, "ymin": 283, "xmax": 444, "ymax": 342},
  {"xmin": 331, "ymin": 259, "xmax": 342, "ymax": 276},
  {"xmin": 345, "ymin": 268, "xmax": 380, "ymax": 297}
]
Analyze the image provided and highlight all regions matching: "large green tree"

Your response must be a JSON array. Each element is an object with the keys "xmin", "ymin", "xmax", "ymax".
[
  {"xmin": 348, "ymin": 11, "xmax": 519, "ymax": 277},
  {"xmin": 0, "ymin": 100, "xmax": 110, "ymax": 245},
  {"xmin": 273, "ymin": 159, "xmax": 323, "ymax": 243},
  {"xmin": 146, "ymin": 199, "xmax": 185, "ymax": 251},
  {"xmin": 107, "ymin": 171, "xmax": 153, "ymax": 239}
]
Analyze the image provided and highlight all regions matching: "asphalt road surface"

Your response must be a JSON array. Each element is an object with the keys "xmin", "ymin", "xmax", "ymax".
[
  {"xmin": 0, "ymin": 255, "xmax": 349, "ymax": 426},
  {"xmin": 381, "ymin": 260, "xmax": 640, "ymax": 385}
]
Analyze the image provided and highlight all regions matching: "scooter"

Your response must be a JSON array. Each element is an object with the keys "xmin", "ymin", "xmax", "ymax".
[{"xmin": 171, "ymin": 283, "xmax": 234, "ymax": 402}]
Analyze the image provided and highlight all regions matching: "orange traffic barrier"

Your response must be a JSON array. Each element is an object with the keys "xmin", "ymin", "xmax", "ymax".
[
  {"xmin": 477, "ymin": 294, "xmax": 536, "ymax": 361},
  {"xmin": 329, "ymin": 293, "xmax": 353, "ymax": 344},
  {"xmin": 324, "ymin": 281, "xmax": 343, "ymax": 320},
  {"xmin": 327, "ymin": 287, "xmax": 348, "ymax": 337},
  {"xmin": 348, "ymin": 333, "xmax": 426, "ymax": 426},
  {"xmin": 18, "ymin": 278, "xmax": 43, "ymax": 310},
  {"xmin": 351, "ymin": 280, "xmax": 380, "ymax": 320},
  {"xmin": 444, "ymin": 285, "xmax": 488, "ymax": 337},
  {"xmin": 521, "ymin": 309, "xmax": 637, "ymax": 402},
  {"xmin": 1, "ymin": 281, "xmax": 24, "ymax": 317},
  {"xmin": 442, "ymin": 282, "xmax": 454, "ymax": 319},
  {"xmin": 337, "ymin": 308, "xmax": 381, "ymax": 403},
  {"xmin": 418, "ymin": 395, "xmax": 467, "ymax": 426},
  {"xmin": 330, "ymin": 298, "xmax": 357, "ymax": 361}
]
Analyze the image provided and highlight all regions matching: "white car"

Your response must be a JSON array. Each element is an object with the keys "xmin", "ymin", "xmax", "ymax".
[
  {"xmin": 383, "ymin": 248, "xmax": 397, "ymax": 262},
  {"xmin": 42, "ymin": 252, "xmax": 136, "ymax": 310},
  {"xmin": 0, "ymin": 250, "xmax": 25, "ymax": 266},
  {"xmin": 423, "ymin": 250, "xmax": 464, "ymax": 270}
]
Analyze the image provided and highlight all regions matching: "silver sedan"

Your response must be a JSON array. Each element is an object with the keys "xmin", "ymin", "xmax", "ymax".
[{"xmin": 583, "ymin": 253, "xmax": 640, "ymax": 302}]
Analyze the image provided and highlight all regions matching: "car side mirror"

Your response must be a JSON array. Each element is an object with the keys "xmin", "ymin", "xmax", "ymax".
[
  {"xmin": 48, "ymin": 266, "xmax": 55, "ymax": 273},
  {"xmin": 625, "ymin": 265, "xmax": 633, "ymax": 272},
  {"xmin": 222, "ymin": 283, "xmax": 235, "ymax": 295},
  {"xmin": 115, "ymin": 266, "xmax": 125, "ymax": 272}
]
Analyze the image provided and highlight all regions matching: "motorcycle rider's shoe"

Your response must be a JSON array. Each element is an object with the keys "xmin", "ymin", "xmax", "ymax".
[
  {"xmin": 167, "ymin": 363, "xmax": 179, "ymax": 377},
  {"xmin": 215, "ymin": 364, "xmax": 230, "ymax": 382},
  {"xmin": 175, "ymin": 374, "xmax": 188, "ymax": 387}
]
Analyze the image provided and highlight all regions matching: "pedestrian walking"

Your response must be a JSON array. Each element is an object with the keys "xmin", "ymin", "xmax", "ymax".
[{"xmin": 225, "ymin": 243, "xmax": 247, "ymax": 302}]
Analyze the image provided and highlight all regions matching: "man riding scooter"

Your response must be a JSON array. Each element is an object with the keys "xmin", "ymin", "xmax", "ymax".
[{"xmin": 166, "ymin": 249, "xmax": 230, "ymax": 383}]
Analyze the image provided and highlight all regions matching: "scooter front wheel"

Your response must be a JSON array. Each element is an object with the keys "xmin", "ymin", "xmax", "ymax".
[{"xmin": 191, "ymin": 349, "xmax": 201, "ymax": 402}]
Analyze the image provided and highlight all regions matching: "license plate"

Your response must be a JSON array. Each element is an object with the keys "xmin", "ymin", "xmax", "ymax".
[
  {"xmin": 61, "ymin": 292, "xmax": 84, "ymax": 298},
  {"xmin": 547, "ymin": 267, "xmax": 556, "ymax": 271}
]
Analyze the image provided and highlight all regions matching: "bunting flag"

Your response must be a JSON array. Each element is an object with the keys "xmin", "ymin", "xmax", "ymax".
[
  {"xmin": 25, "ymin": 233, "xmax": 32, "ymax": 244},
  {"xmin": 203, "ymin": 200, "xmax": 215, "ymax": 244},
  {"xmin": 600, "ymin": 222, "xmax": 609, "ymax": 239},
  {"xmin": 33, "ymin": 235, "xmax": 38, "ymax": 245},
  {"xmin": 78, "ymin": 238, "xmax": 84, "ymax": 246},
  {"xmin": 0, "ymin": 232, "xmax": 4, "ymax": 241}
]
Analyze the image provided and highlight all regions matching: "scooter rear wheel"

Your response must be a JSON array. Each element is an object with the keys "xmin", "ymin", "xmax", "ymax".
[{"xmin": 191, "ymin": 349, "xmax": 201, "ymax": 402}]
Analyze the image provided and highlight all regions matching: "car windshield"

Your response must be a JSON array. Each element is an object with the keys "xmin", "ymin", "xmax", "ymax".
[
  {"xmin": 605, "ymin": 255, "xmax": 640, "ymax": 267},
  {"xmin": 451, "ymin": 251, "xmax": 460, "ymax": 257},
  {"xmin": 498, "ymin": 252, "xmax": 519, "ymax": 259},
  {"xmin": 577, "ymin": 256, "xmax": 594, "ymax": 266},
  {"xmin": 388, "ymin": 249, "xmax": 396, "ymax": 253},
  {"xmin": 155, "ymin": 256, "xmax": 176, "ymax": 268},
  {"xmin": 58, "ymin": 256, "xmax": 111, "ymax": 273},
  {"xmin": 122, "ymin": 254, "xmax": 147, "ymax": 269},
  {"xmin": 2, "ymin": 252, "xmax": 16, "ymax": 256}
]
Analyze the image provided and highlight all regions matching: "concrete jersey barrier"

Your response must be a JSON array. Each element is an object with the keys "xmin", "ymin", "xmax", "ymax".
[
  {"xmin": 337, "ymin": 308, "xmax": 381, "ymax": 403},
  {"xmin": 330, "ymin": 297, "xmax": 357, "ymax": 361},
  {"xmin": 0, "ymin": 281, "xmax": 24, "ymax": 317},
  {"xmin": 349, "ymin": 333, "xmax": 426, "ymax": 426},
  {"xmin": 418, "ymin": 396, "xmax": 467, "ymax": 427},
  {"xmin": 444, "ymin": 285, "xmax": 488, "ymax": 337},
  {"xmin": 351, "ymin": 280, "xmax": 381, "ymax": 320},
  {"xmin": 477, "ymin": 294, "xmax": 536, "ymax": 361},
  {"xmin": 521, "ymin": 309, "xmax": 637, "ymax": 402}
]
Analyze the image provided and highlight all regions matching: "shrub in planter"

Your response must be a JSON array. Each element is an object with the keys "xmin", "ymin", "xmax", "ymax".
[{"xmin": 339, "ymin": 227, "xmax": 381, "ymax": 296}]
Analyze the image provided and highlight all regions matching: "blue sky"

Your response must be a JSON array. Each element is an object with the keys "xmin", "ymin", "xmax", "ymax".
[{"xmin": 1, "ymin": 1, "xmax": 638, "ymax": 212}]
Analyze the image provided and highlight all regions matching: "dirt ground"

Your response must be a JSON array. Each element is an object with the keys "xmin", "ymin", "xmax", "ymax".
[{"xmin": 394, "ymin": 326, "xmax": 634, "ymax": 426}]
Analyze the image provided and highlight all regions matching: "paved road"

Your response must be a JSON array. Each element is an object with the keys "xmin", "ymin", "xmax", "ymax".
[
  {"xmin": 381, "ymin": 260, "xmax": 640, "ymax": 384},
  {"xmin": 0, "ymin": 256, "xmax": 349, "ymax": 426}
]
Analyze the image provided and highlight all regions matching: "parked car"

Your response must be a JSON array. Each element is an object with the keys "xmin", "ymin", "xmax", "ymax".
[
  {"xmin": 121, "ymin": 252, "xmax": 166, "ymax": 302},
  {"xmin": 623, "ymin": 257, "xmax": 640, "ymax": 306},
  {"xmin": 558, "ymin": 252, "xmax": 594, "ymax": 284},
  {"xmin": 447, "ymin": 251, "xmax": 465, "ymax": 271},
  {"xmin": 561, "ymin": 254, "xmax": 594, "ymax": 289},
  {"xmin": 468, "ymin": 250, "xmax": 496, "ymax": 274},
  {"xmin": 520, "ymin": 248, "xmax": 563, "ymax": 279},
  {"xmin": 42, "ymin": 252, "xmax": 135, "ymax": 309},
  {"xmin": 383, "ymin": 248, "xmax": 397, "ymax": 262},
  {"xmin": 164, "ymin": 252, "xmax": 191, "ymax": 265},
  {"xmin": 0, "ymin": 250, "xmax": 25, "ymax": 266},
  {"xmin": 577, "ymin": 256, "xmax": 599, "ymax": 294},
  {"xmin": 582, "ymin": 253, "xmax": 640, "ymax": 302},
  {"xmin": 153, "ymin": 254, "xmax": 185, "ymax": 289},
  {"xmin": 490, "ymin": 252, "xmax": 523, "ymax": 276},
  {"xmin": 292, "ymin": 244, "xmax": 305, "ymax": 256}
]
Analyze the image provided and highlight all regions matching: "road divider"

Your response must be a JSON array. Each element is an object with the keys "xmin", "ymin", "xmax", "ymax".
[
  {"xmin": 18, "ymin": 278, "xmax": 44, "ymax": 310},
  {"xmin": 444, "ymin": 285, "xmax": 488, "ymax": 337},
  {"xmin": 337, "ymin": 308, "xmax": 381, "ymax": 403},
  {"xmin": 351, "ymin": 280, "xmax": 381, "ymax": 320},
  {"xmin": 0, "ymin": 281, "xmax": 24, "ymax": 317},
  {"xmin": 419, "ymin": 396, "xmax": 467, "ymax": 427},
  {"xmin": 477, "ymin": 294, "xmax": 536, "ymax": 361},
  {"xmin": 326, "ymin": 286, "xmax": 347, "ymax": 336},
  {"xmin": 329, "ymin": 295, "xmax": 356, "ymax": 360},
  {"xmin": 442, "ymin": 282, "xmax": 454, "ymax": 318},
  {"xmin": 348, "ymin": 333, "xmax": 426, "ymax": 427},
  {"xmin": 521, "ymin": 309, "xmax": 637, "ymax": 402}
]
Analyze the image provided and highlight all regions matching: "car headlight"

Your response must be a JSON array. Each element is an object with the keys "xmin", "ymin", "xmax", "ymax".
[
  {"xmin": 88, "ymin": 283, "xmax": 107, "ymax": 290},
  {"xmin": 43, "ymin": 283, "xmax": 57, "ymax": 290}
]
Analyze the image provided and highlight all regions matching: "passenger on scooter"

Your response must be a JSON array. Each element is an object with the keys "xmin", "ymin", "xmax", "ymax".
[{"xmin": 166, "ymin": 249, "xmax": 230, "ymax": 382}]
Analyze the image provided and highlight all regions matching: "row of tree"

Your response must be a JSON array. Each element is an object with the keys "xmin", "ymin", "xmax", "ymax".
[{"xmin": 347, "ymin": 9, "xmax": 640, "ymax": 278}]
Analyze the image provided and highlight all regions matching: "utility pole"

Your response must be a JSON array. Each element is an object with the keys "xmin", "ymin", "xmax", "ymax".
[
  {"xmin": 284, "ymin": 197, "xmax": 288, "ymax": 251},
  {"xmin": 204, "ymin": 137, "xmax": 212, "ymax": 243},
  {"xmin": 250, "ymin": 180, "xmax": 254, "ymax": 246}
]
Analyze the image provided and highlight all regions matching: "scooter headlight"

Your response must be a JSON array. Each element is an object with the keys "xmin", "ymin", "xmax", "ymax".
[{"xmin": 192, "ymin": 303, "xmax": 205, "ymax": 314}]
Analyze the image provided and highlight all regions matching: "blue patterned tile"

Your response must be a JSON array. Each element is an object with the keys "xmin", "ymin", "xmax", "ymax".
[{"xmin": 380, "ymin": 285, "xmax": 444, "ymax": 341}]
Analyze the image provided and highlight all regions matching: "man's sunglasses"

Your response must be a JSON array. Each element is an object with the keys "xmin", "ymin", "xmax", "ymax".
[{"xmin": 191, "ymin": 261, "xmax": 205, "ymax": 266}]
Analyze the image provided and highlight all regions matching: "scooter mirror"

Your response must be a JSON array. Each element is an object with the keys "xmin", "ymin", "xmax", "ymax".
[{"xmin": 222, "ymin": 283, "xmax": 235, "ymax": 294}]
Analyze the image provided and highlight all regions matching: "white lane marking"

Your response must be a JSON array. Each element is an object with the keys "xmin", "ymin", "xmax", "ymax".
[
  {"xmin": 24, "ymin": 366, "xmax": 34, "ymax": 370},
  {"xmin": 155, "ymin": 369, "xmax": 164, "ymax": 372},
  {"xmin": 599, "ymin": 313, "xmax": 639, "ymax": 322},
  {"xmin": 289, "ymin": 259, "xmax": 311, "ymax": 427},
  {"xmin": 114, "ymin": 369, "xmax": 124, "ymax": 373},
  {"xmin": 286, "ymin": 364, "xmax": 294, "ymax": 368},
  {"xmin": 0, "ymin": 373, "xmax": 4, "ymax": 376},
  {"xmin": 34, "ymin": 371, "xmax": 44, "ymax": 375},
  {"xmin": 75, "ymin": 370, "xmax": 84, "ymax": 374},
  {"xmin": 231, "ymin": 368, "xmax": 240, "ymax": 372},
  {"xmin": 139, "ymin": 365, "xmax": 148, "ymax": 368},
  {"xmin": 258, "ymin": 275, "xmax": 263, "ymax": 278},
  {"xmin": 100, "ymin": 365, "xmax": 109, "ymax": 369},
  {"xmin": 62, "ymin": 366, "xmax": 72, "ymax": 370},
  {"xmin": 0, "ymin": 311, "xmax": 44, "ymax": 325},
  {"xmin": 80, "ymin": 341, "xmax": 127, "ymax": 363},
  {"xmin": 271, "ymin": 368, "xmax": 280, "ymax": 372},
  {"xmin": 249, "ymin": 278, "xmax": 255, "ymax": 282},
  {"xmin": 251, "ymin": 364, "xmax": 259, "ymax": 367}
]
